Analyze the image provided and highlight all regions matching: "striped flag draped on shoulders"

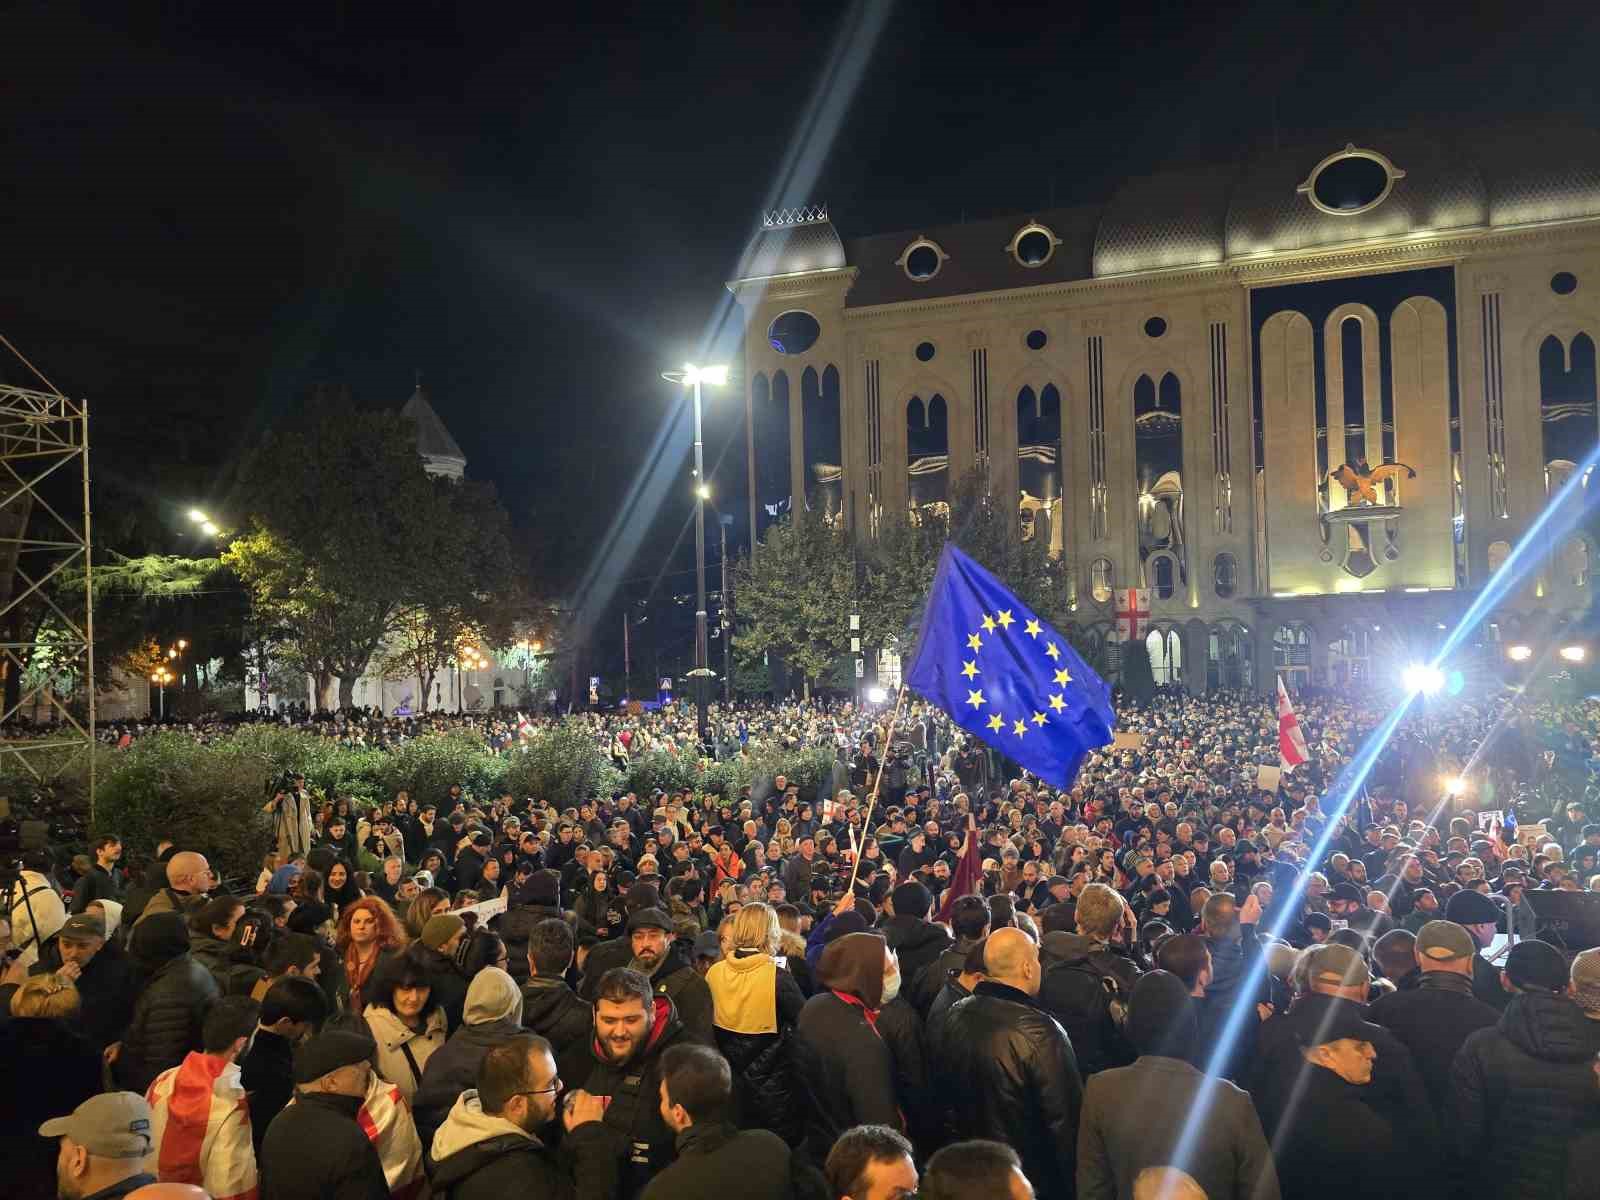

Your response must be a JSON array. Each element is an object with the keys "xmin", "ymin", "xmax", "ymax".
[
  {"xmin": 358, "ymin": 1075, "xmax": 426, "ymax": 1200},
  {"xmin": 146, "ymin": 1051, "xmax": 258, "ymax": 1200}
]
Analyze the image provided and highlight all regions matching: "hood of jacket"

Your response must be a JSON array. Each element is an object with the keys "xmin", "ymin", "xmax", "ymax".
[
  {"xmin": 520, "ymin": 976, "xmax": 583, "ymax": 1024},
  {"xmin": 880, "ymin": 913, "xmax": 949, "ymax": 956},
  {"xmin": 708, "ymin": 950, "xmax": 778, "ymax": 1035},
  {"xmin": 1041, "ymin": 930, "xmax": 1107, "ymax": 969},
  {"xmin": 465, "ymin": 966, "xmax": 524, "ymax": 1026},
  {"xmin": 130, "ymin": 910, "xmax": 189, "ymax": 970},
  {"xmin": 1499, "ymin": 991, "xmax": 1600, "ymax": 1063},
  {"xmin": 818, "ymin": 932, "xmax": 888, "ymax": 1009},
  {"xmin": 430, "ymin": 1090, "xmax": 539, "ymax": 1186},
  {"xmin": 99, "ymin": 899, "xmax": 124, "ymax": 939}
]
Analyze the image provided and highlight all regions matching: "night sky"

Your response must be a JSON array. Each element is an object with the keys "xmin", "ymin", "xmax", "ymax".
[{"xmin": 6, "ymin": 1, "xmax": 1600, "ymax": 663}]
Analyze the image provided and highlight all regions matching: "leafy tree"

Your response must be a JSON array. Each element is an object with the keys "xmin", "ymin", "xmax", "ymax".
[
  {"xmin": 945, "ymin": 470, "xmax": 1064, "ymax": 625},
  {"xmin": 731, "ymin": 509, "xmax": 853, "ymax": 696},
  {"xmin": 225, "ymin": 406, "xmax": 437, "ymax": 709},
  {"xmin": 859, "ymin": 513, "xmax": 940, "ymax": 656}
]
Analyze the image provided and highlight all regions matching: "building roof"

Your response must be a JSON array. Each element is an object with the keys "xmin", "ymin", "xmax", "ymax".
[
  {"xmin": 400, "ymin": 382, "xmax": 466, "ymax": 467},
  {"xmin": 739, "ymin": 121, "xmax": 1600, "ymax": 303}
]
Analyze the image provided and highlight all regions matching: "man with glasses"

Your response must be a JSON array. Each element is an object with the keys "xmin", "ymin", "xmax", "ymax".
[{"xmin": 428, "ymin": 1032, "xmax": 620, "ymax": 1199}]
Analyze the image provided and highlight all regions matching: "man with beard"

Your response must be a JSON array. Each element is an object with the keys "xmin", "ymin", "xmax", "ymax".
[
  {"xmin": 38, "ymin": 1093, "xmax": 157, "ymax": 1200},
  {"xmin": 428, "ymin": 1033, "xmax": 621, "ymax": 1200},
  {"xmin": 579, "ymin": 968, "xmax": 692, "ymax": 1200},
  {"xmin": 624, "ymin": 909, "xmax": 713, "ymax": 1045}
]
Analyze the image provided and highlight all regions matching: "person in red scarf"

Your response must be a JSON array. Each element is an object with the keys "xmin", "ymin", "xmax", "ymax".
[
  {"xmin": 336, "ymin": 897, "xmax": 406, "ymax": 1014},
  {"xmin": 792, "ymin": 931, "xmax": 905, "ymax": 1164},
  {"xmin": 144, "ymin": 995, "xmax": 261, "ymax": 1200}
]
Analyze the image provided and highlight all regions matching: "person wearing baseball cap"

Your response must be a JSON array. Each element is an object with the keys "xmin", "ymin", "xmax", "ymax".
[
  {"xmin": 258, "ymin": 1030, "xmax": 389, "ymax": 1200},
  {"xmin": 38, "ymin": 1093, "xmax": 156, "ymax": 1200},
  {"xmin": 1443, "ymin": 889, "xmax": 1511, "ymax": 1011},
  {"xmin": 1367, "ymin": 921, "xmax": 1501, "ymax": 1115},
  {"xmin": 1454, "ymin": 939, "xmax": 1600, "ymax": 1198}
]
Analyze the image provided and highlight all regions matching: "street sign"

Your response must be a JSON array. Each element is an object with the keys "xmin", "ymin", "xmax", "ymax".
[{"xmin": 854, "ymin": 658, "xmax": 865, "ymax": 678}]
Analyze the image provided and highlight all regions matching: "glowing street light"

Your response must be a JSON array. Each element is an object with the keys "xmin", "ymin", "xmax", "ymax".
[
  {"xmin": 661, "ymin": 361, "xmax": 730, "ymax": 741},
  {"xmin": 1507, "ymin": 644, "xmax": 1533, "ymax": 662},
  {"xmin": 1560, "ymin": 644, "xmax": 1587, "ymax": 663},
  {"xmin": 1401, "ymin": 663, "xmax": 1444, "ymax": 696},
  {"xmin": 187, "ymin": 509, "xmax": 208, "ymax": 524},
  {"xmin": 866, "ymin": 686, "xmax": 889, "ymax": 704},
  {"xmin": 1443, "ymin": 776, "xmax": 1467, "ymax": 797}
]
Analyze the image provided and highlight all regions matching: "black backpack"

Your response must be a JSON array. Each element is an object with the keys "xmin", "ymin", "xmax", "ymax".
[{"xmin": 1038, "ymin": 957, "xmax": 1133, "ymax": 1077}]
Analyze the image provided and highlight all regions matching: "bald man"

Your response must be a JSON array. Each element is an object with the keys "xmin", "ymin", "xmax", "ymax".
[
  {"xmin": 134, "ymin": 852, "xmax": 212, "ymax": 928},
  {"xmin": 1133, "ymin": 1166, "xmax": 1207, "ymax": 1200},
  {"xmin": 931, "ymin": 927, "xmax": 1084, "ymax": 1198}
]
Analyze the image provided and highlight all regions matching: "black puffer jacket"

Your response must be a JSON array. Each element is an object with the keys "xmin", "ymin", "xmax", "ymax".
[
  {"xmin": 930, "ymin": 980, "xmax": 1083, "ymax": 1200},
  {"xmin": 908, "ymin": 944, "xmax": 968, "ymax": 1015},
  {"xmin": 522, "ymin": 976, "xmax": 595, "ymax": 1089},
  {"xmin": 498, "ymin": 903, "xmax": 566, "ymax": 985},
  {"xmin": 117, "ymin": 913, "xmax": 220, "ymax": 1094},
  {"xmin": 1453, "ymin": 991, "xmax": 1600, "ymax": 1200},
  {"xmin": 792, "ymin": 992, "xmax": 902, "ymax": 1164},
  {"xmin": 879, "ymin": 914, "xmax": 952, "ymax": 1000},
  {"xmin": 413, "ymin": 1016, "xmax": 525, "ymax": 1148}
]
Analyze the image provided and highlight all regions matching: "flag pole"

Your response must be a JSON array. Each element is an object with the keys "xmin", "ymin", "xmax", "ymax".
[{"xmin": 848, "ymin": 684, "xmax": 909, "ymax": 895}]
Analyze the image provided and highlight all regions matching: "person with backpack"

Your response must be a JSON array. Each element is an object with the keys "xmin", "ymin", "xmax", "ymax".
[{"xmin": 1036, "ymin": 884, "xmax": 1138, "ymax": 1078}]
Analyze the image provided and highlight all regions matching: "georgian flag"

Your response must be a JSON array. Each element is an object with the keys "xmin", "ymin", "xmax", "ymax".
[
  {"xmin": 146, "ymin": 1053, "xmax": 258, "ymax": 1200},
  {"xmin": 1277, "ymin": 675, "xmax": 1309, "ymax": 771}
]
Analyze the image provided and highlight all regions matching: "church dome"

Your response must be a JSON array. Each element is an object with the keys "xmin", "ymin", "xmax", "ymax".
[
  {"xmin": 732, "ymin": 208, "xmax": 848, "ymax": 281},
  {"xmin": 1093, "ymin": 164, "xmax": 1234, "ymax": 277}
]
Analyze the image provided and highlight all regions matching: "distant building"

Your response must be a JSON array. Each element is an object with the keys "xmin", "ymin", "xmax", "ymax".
[{"xmin": 728, "ymin": 126, "xmax": 1600, "ymax": 692}]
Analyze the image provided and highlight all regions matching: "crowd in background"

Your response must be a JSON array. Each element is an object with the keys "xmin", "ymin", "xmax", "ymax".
[{"xmin": 7, "ymin": 684, "xmax": 1600, "ymax": 1199}]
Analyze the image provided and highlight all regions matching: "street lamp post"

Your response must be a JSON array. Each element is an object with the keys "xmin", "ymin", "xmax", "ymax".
[
  {"xmin": 661, "ymin": 363, "xmax": 728, "ymax": 744},
  {"xmin": 150, "ymin": 666, "xmax": 173, "ymax": 720}
]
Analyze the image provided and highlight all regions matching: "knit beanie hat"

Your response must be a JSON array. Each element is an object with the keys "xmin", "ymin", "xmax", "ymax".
[
  {"xmin": 421, "ymin": 913, "xmax": 466, "ymax": 951},
  {"xmin": 1127, "ymin": 970, "xmax": 1197, "ymax": 1058}
]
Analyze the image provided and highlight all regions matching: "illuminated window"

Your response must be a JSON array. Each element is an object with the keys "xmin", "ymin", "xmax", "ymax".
[{"xmin": 1090, "ymin": 557, "xmax": 1115, "ymax": 604}]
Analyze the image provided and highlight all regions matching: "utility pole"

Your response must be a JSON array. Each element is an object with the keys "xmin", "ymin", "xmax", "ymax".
[{"xmin": 720, "ymin": 514, "xmax": 733, "ymax": 703}]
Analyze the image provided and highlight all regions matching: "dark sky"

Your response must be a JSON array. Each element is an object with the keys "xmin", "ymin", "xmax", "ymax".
[{"xmin": 6, "ymin": 1, "xmax": 1599, "ymax": 633}]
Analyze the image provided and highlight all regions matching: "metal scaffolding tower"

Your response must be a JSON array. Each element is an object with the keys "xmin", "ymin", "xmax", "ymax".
[{"xmin": 0, "ymin": 366, "xmax": 94, "ymax": 814}]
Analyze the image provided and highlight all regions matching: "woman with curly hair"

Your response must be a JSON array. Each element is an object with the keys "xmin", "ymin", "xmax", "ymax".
[{"xmin": 336, "ymin": 896, "xmax": 405, "ymax": 1013}]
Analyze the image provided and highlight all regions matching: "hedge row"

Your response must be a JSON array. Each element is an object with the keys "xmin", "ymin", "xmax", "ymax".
[{"xmin": 14, "ymin": 722, "xmax": 841, "ymax": 886}]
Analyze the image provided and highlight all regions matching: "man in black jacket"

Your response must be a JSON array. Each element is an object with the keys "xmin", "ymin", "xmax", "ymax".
[
  {"xmin": 419, "ymin": 913, "xmax": 471, "ymax": 1033},
  {"xmin": 616, "ymin": 909, "xmax": 713, "ymax": 1046},
  {"xmin": 880, "ymin": 881, "xmax": 953, "ymax": 1004},
  {"xmin": 34, "ymin": 911, "xmax": 136, "ymax": 1053},
  {"xmin": 577, "ymin": 968, "xmax": 692, "ymax": 1200},
  {"xmin": 641, "ymin": 1043, "xmax": 793, "ymax": 1200},
  {"xmin": 523, "ymin": 918, "xmax": 595, "ymax": 1089},
  {"xmin": 428, "ymin": 1033, "xmax": 620, "ymax": 1200},
  {"xmin": 930, "ymin": 927, "xmax": 1084, "ymax": 1199},
  {"xmin": 69, "ymin": 836, "xmax": 124, "ymax": 913},
  {"xmin": 113, "ymin": 911, "xmax": 221, "ymax": 1093},
  {"xmin": 910, "ymin": 895, "xmax": 989, "ymax": 1016},
  {"xmin": 239, "ymin": 976, "xmax": 328, "ymax": 1155},
  {"xmin": 259, "ymin": 1029, "xmax": 390, "ymax": 1200}
]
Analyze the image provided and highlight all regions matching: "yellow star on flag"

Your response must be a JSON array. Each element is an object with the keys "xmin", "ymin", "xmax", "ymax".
[
  {"xmin": 996, "ymin": 609, "xmax": 1014, "ymax": 630},
  {"xmin": 1024, "ymin": 618, "xmax": 1042, "ymax": 638},
  {"xmin": 966, "ymin": 689, "xmax": 985, "ymax": 709},
  {"xmin": 1045, "ymin": 642, "xmax": 1061, "ymax": 661},
  {"xmin": 1032, "ymin": 710, "xmax": 1048, "ymax": 727},
  {"xmin": 961, "ymin": 660, "xmax": 979, "ymax": 680},
  {"xmin": 967, "ymin": 632, "xmax": 984, "ymax": 652},
  {"xmin": 1054, "ymin": 667, "xmax": 1072, "ymax": 686},
  {"xmin": 986, "ymin": 712, "xmax": 1005, "ymax": 732},
  {"xmin": 1012, "ymin": 719, "xmax": 1028, "ymax": 737},
  {"xmin": 1049, "ymin": 693, "xmax": 1067, "ymax": 713},
  {"xmin": 981, "ymin": 614, "xmax": 997, "ymax": 634}
]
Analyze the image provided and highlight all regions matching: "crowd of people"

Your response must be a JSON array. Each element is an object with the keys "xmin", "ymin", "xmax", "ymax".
[{"xmin": 7, "ymin": 683, "xmax": 1600, "ymax": 1199}]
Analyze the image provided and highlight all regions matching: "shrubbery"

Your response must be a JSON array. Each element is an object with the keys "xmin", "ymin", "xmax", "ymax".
[{"xmin": 8, "ymin": 718, "xmax": 843, "ymax": 886}]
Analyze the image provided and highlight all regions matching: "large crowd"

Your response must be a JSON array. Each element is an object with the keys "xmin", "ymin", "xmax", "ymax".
[{"xmin": 6, "ymin": 684, "xmax": 1600, "ymax": 1200}]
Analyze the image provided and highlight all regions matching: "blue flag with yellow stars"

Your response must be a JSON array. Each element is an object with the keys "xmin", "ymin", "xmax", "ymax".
[{"xmin": 905, "ymin": 542, "xmax": 1114, "ymax": 788}]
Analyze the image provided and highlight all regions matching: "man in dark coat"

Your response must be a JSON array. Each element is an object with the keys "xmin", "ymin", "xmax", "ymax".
[
  {"xmin": 1077, "ymin": 970, "xmax": 1278, "ymax": 1200},
  {"xmin": 1453, "ymin": 939, "xmax": 1600, "ymax": 1200},
  {"xmin": 239, "ymin": 976, "xmax": 328, "ymax": 1156},
  {"xmin": 615, "ymin": 909, "xmax": 713, "ymax": 1046},
  {"xmin": 879, "ymin": 881, "xmax": 954, "ymax": 1005},
  {"xmin": 419, "ymin": 913, "xmax": 471, "ymax": 1033},
  {"xmin": 499, "ymin": 871, "xmax": 566, "ymax": 986},
  {"xmin": 1037, "ymin": 884, "xmax": 1139, "ymax": 1078},
  {"xmin": 641, "ymin": 1043, "xmax": 794, "ymax": 1200},
  {"xmin": 33, "ymin": 911, "xmax": 136, "ymax": 1053},
  {"xmin": 576, "ymin": 967, "xmax": 692, "ymax": 1200},
  {"xmin": 69, "ymin": 836, "xmax": 124, "ymax": 913},
  {"xmin": 523, "ymin": 917, "xmax": 596, "ymax": 1089},
  {"xmin": 259, "ymin": 1029, "xmax": 391, "ymax": 1200},
  {"xmin": 428, "ymin": 1033, "xmax": 620, "ymax": 1200},
  {"xmin": 578, "ymin": 883, "xmax": 662, "ymax": 998},
  {"xmin": 930, "ymin": 927, "xmax": 1084, "ymax": 1200},
  {"xmin": 1367, "ymin": 920, "xmax": 1499, "ymax": 1114},
  {"xmin": 114, "ymin": 910, "xmax": 220, "ymax": 1094},
  {"xmin": 1444, "ymin": 889, "xmax": 1512, "ymax": 1012}
]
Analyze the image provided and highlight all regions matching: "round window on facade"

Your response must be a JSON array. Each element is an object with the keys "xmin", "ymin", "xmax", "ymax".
[
  {"xmin": 899, "ymin": 239, "xmax": 946, "ymax": 282},
  {"xmin": 1026, "ymin": 329, "xmax": 1048, "ymax": 351},
  {"xmin": 1144, "ymin": 316, "xmax": 1168, "ymax": 339},
  {"xmin": 767, "ymin": 310, "xmax": 821, "ymax": 355},
  {"xmin": 1297, "ymin": 145, "xmax": 1405, "ymax": 216},
  {"xmin": 1009, "ymin": 223, "xmax": 1060, "ymax": 269},
  {"xmin": 915, "ymin": 341, "xmax": 936, "ymax": 363},
  {"xmin": 1552, "ymin": 271, "xmax": 1579, "ymax": 296}
]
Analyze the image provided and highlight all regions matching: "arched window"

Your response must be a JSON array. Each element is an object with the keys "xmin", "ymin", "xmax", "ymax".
[
  {"xmin": 907, "ymin": 394, "xmax": 949, "ymax": 518},
  {"xmin": 1151, "ymin": 553, "xmax": 1177, "ymax": 600},
  {"xmin": 1207, "ymin": 622, "xmax": 1253, "ymax": 691},
  {"xmin": 1213, "ymin": 552, "xmax": 1238, "ymax": 599},
  {"xmin": 1135, "ymin": 372, "xmax": 1184, "ymax": 562},
  {"xmin": 1018, "ymin": 384, "xmax": 1062, "ymax": 553},
  {"xmin": 1274, "ymin": 623, "xmax": 1313, "ymax": 690},
  {"xmin": 1327, "ymin": 627, "xmax": 1371, "ymax": 686},
  {"xmin": 1147, "ymin": 626, "xmax": 1183, "ymax": 685},
  {"xmin": 804, "ymin": 365, "xmax": 843, "ymax": 524},
  {"xmin": 1541, "ymin": 333, "xmax": 1598, "ymax": 469},
  {"xmin": 752, "ymin": 372, "xmax": 791, "ymax": 535},
  {"xmin": 1566, "ymin": 537, "xmax": 1590, "ymax": 587},
  {"xmin": 1090, "ymin": 557, "xmax": 1115, "ymax": 605},
  {"xmin": 1487, "ymin": 539, "xmax": 1511, "ymax": 578}
]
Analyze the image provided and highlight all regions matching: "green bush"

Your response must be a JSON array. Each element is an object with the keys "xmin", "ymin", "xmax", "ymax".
[
  {"xmin": 625, "ymin": 749, "xmax": 697, "ymax": 799},
  {"xmin": 373, "ymin": 733, "xmax": 506, "ymax": 808},
  {"xmin": 502, "ymin": 720, "xmax": 622, "ymax": 807}
]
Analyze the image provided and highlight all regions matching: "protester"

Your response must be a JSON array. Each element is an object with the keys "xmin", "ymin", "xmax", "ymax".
[
  {"xmin": 822, "ymin": 1124, "xmax": 918, "ymax": 1200},
  {"xmin": 115, "ymin": 911, "xmax": 222, "ymax": 1094},
  {"xmin": 2, "ymin": 973, "xmax": 105, "ymax": 1196},
  {"xmin": 238, "ymin": 976, "xmax": 328, "ymax": 1153},
  {"xmin": 145, "ymin": 996, "xmax": 260, "ymax": 1200},
  {"xmin": 413, "ymin": 966, "xmax": 525, "ymax": 1146},
  {"xmin": 39, "ymin": 1093, "xmax": 160, "ymax": 1200},
  {"xmin": 336, "ymin": 896, "xmax": 406, "ymax": 1014},
  {"xmin": 258, "ymin": 1029, "xmax": 391, "ymax": 1200},
  {"xmin": 362, "ymin": 945, "xmax": 449, "ymax": 1104},
  {"xmin": 920, "ymin": 1139, "xmax": 1034, "ymax": 1200}
]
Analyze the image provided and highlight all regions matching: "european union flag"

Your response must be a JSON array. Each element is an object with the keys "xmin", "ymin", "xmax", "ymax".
[{"xmin": 905, "ymin": 543, "xmax": 1114, "ymax": 788}]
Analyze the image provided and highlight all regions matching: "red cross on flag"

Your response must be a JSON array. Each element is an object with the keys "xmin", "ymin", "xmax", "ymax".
[
  {"xmin": 1114, "ymin": 588, "xmax": 1151, "ymax": 641},
  {"xmin": 1277, "ymin": 674, "xmax": 1309, "ymax": 770}
]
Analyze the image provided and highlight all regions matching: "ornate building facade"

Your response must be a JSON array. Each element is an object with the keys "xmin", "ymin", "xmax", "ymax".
[{"xmin": 728, "ymin": 127, "xmax": 1600, "ymax": 693}]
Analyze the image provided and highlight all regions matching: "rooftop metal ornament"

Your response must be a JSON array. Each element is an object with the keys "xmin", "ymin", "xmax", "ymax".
[{"xmin": 762, "ymin": 205, "xmax": 829, "ymax": 229}]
